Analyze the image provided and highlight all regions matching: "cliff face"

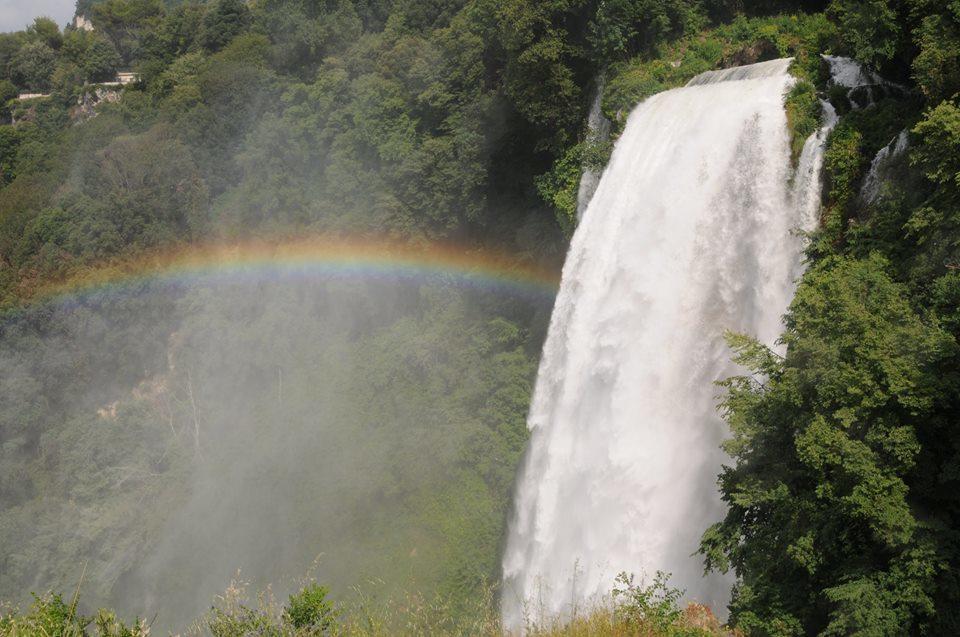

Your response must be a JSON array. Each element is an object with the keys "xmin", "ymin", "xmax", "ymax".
[{"xmin": 71, "ymin": 86, "xmax": 122, "ymax": 123}]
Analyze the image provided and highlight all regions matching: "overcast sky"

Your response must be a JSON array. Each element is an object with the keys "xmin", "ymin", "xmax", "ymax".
[{"xmin": 0, "ymin": 0, "xmax": 74, "ymax": 33}]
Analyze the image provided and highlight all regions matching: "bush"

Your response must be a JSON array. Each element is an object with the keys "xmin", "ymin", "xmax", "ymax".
[
  {"xmin": 824, "ymin": 124, "xmax": 863, "ymax": 210},
  {"xmin": 827, "ymin": 0, "xmax": 901, "ymax": 70},
  {"xmin": 613, "ymin": 571, "xmax": 684, "ymax": 634},
  {"xmin": 0, "ymin": 592, "xmax": 148, "ymax": 637},
  {"xmin": 534, "ymin": 139, "xmax": 612, "ymax": 234},
  {"xmin": 285, "ymin": 584, "xmax": 337, "ymax": 632},
  {"xmin": 785, "ymin": 79, "xmax": 822, "ymax": 164},
  {"xmin": 911, "ymin": 100, "xmax": 960, "ymax": 188}
]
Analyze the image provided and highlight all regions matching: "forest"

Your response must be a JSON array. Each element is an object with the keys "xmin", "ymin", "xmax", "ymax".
[{"xmin": 0, "ymin": 0, "xmax": 959, "ymax": 635}]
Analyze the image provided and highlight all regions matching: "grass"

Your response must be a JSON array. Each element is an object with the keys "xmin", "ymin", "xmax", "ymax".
[{"xmin": 1, "ymin": 572, "xmax": 736, "ymax": 637}]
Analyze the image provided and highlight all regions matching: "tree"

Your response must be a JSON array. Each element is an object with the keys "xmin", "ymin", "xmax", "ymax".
[
  {"xmin": 911, "ymin": 101, "xmax": 960, "ymax": 190},
  {"xmin": 83, "ymin": 35, "xmax": 123, "ymax": 83},
  {"xmin": 701, "ymin": 255, "xmax": 953, "ymax": 635},
  {"xmin": 0, "ymin": 126, "xmax": 20, "ymax": 186},
  {"xmin": 80, "ymin": 125, "xmax": 210, "ymax": 244},
  {"xmin": 911, "ymin": 11, "xmax": 960, "ymax": 102},
  {"xmin": 0, "ymin": 79, "xmax": 17, "ymax": 104},
  {"xmin": 251, "ymin": 0, "xmax": 362, "ymax": 74},
  {"xmin": 493, "ymin": 0, "xmax": 592, "ymax": 151},
  {"xmin": 10, "ymin": 41, "xmax": 56, "ymax": 92},
  {"xmin": 827, "ymin": 0, "xmax": 902, "ymax": 70},
  {"xmin": 200, "ymin": 0, "xmax": 252, "ymax": 52},
  {"xmin": 50, "ymin": 62, "xmax": 85, "ymax": 98},
  {"xmin": 144, "ymin": 3, "xmax": 206, "ymax": 62},
  {"xmin": 91, "ymin": 0, "xmax": 164, "ymax": 64},
  {"xmin": 587, "ymin": 0, "xmax": 706, "ymax": 63},
  {"xmin": 26, "ymin": 17, "xmax": 62, "ymax": 50}
]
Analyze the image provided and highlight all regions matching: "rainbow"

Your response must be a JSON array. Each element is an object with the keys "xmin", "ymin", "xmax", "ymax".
[{"xmin": 15, "ymin": 236, "xmax": 561, "ymax": 309}]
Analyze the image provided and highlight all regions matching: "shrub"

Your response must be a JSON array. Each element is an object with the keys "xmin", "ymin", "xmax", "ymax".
[
  {"xmin": 285, "ymin": 584, "xmax": 337, "ymax": 632},
  {"xmin": 534, "ymin": 139, "xmax": 613, "ymax": 235},
  {"xmin": 612, "ymin": 571, "xmax": 685, "ymax": 634},
  {"xmin": 0, "ymin": 592, "xmax": 149, "ymax": 637},
  {"xmin": 785, "ymin": 79, "xmax": 822, "ymax": 164}
]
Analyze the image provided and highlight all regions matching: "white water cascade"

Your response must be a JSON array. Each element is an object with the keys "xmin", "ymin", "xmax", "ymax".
[
  {"xmin": 576, "ymin": 79, "xmax": 612, "ymax": 221},
  {"xmin": 501, "ymin": 58, "xmax": 833, "ymax": 631},
  {"xmin": 860, "ymin": 130, "xmax": 909, "ymax": 206}
]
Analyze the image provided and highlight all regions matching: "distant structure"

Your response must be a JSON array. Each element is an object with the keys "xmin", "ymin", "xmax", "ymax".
[
  {"xmin": 99, "ymin": 72, "xmax": 141, "ymax": 87},
  {"xmin": 73, "ymin": 15, "xmax": 94, "ymax": 31},
  {"xmin": 11, "ymin": 93, "xmax": 50, "ymax": 125}
]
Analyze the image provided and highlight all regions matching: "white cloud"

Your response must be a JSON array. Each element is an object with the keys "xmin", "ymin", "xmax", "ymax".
[{"xmin": 0, "ymin": 0, "xmax": 75, "ymax": 33}]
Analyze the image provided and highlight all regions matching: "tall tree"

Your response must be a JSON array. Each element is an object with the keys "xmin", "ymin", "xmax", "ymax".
[
  {"xmin": 200, "ymin": 0, "xmax": 252, "ymax": 52},
  {"xmin": 701, "ymin": 255, "xmax": 953, "ymax": 636}
]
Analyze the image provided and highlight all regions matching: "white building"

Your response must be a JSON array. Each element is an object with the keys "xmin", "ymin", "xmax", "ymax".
[{"xmin": 99, "ymin": 72, "xmax": 141, "ymax": 87}]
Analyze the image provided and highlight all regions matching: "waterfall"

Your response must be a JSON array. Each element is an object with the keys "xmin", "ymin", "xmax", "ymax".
[
  {"xmin": 860, "ymin": 130, "xmax": 909, "ymax": 206},
  {"xmin": 822, "ymin": 55, "xmax": 906, "ymax": 109},
  {"xmin": 789, "ymin": 95, "xmax": 838, "ymax": 286},
  {"xmin": 576, "ymin": 79, "xmax": 612, "ymax": 221},
  {"xmin": 501, "ymin": 58, "xmax": 832, "ymax": 631}
]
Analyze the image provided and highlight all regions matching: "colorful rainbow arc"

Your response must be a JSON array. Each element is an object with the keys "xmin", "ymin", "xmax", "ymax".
[{"xmin": 19, "ymin": 236, "xmax": 561, "ymax": 308}]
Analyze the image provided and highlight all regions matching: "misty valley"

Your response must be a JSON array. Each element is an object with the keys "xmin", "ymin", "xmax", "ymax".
[{"xmin": 2, "ymin": 270, "xmax": 550, "ymax": 631}]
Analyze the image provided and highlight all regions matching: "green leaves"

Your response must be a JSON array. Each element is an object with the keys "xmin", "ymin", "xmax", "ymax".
[
  {"xmin": 611, "ymin": 571, "xmax": 685, "ymax": 634},
  {"xmin": 285, "ymin": 584, "xmax": 337, "ymax": 631},
  {"xmin": 0, "ymin": 592, "xmax": 150, "ymax": 637},
  {"xmin": 493, "ymin": 0, "xmax": 592, "ymax": 150},
  {"xmin": 534, "ymin": 140, "xmax": 613, "ymax": 235},
  {"xmin": 10, "ymin": 41, "xmax": 56, "ymax": 93},
  {"xmin": 705, "ymin": 255, "xmax": 952, "ymax": 634},
  {"xmin": 785, "ymin": 80, "xmax": 822, "ymax": 165},
  {"xmin": 828, "ymin": 0, "xmax": 902, "ymax": 69},
  {"xmin": 200, "ymin": 0, "xmax": 252, "ymax": 53},
  {"xmin": 90, "ymin": 0, "xmax": 164, "ymax": 65},
  {"xmin": 725, "ymin": 331, "xmax": 784, "ymax": 379},
  {"xmin": 912, "ymin": 101, "xmax": 960, "ymax": 188},
  {"xmin": 587, "ymin": 0, "xmax": 706, "ymax": 64},
  {"xmin": 912, "ymin": 12, "xmax": 960, "ymax": 102}
]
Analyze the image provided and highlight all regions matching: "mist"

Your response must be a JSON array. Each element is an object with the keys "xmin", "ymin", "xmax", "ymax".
[
  {"xmin": 0, "ymin": 270, "xmax": 551, "ymax": 630},
  {"xmin": 0, "ymin": 0, "xmax": 579, "ymax": 631}
]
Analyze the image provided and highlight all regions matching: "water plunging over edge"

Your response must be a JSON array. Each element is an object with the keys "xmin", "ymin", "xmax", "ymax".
[{"xmin": 501, "ymin": 58, "xmax": 838, "ymax": 632}]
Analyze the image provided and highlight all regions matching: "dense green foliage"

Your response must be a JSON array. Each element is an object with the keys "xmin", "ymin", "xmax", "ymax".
[
  {"xmin": 700, "ymin": 2, "xmax": 960, "ymax": 634},
  {"xmin": 533, "ymin": 137, "xmax": 611, "ymax": 233},
  {"xmin": 0, "ymin": 584, "xmax": 332, "ymax": 636},
  {"xmin": 1, "ymin": 0, "xmax": 598, "ymax": 307},
  {"xmin": 601, "ymin": 13, "xmax": 836, "ymax": 129},
  {"xmin": 784, "ymin": 79, "xmax": 820, "ymax": 163},
  {"xmin": 0, "ymin": 1, "xmax": 580, "ymax": 624},
  {"xmin": 0, "ymin": 6, "xmax": 573, "ymax": 621}
]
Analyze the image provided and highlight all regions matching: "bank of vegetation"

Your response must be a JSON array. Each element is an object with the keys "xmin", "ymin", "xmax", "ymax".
[{"xmin": 1, "ymin": 573, "xmax": 735, "ymax": 636}]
